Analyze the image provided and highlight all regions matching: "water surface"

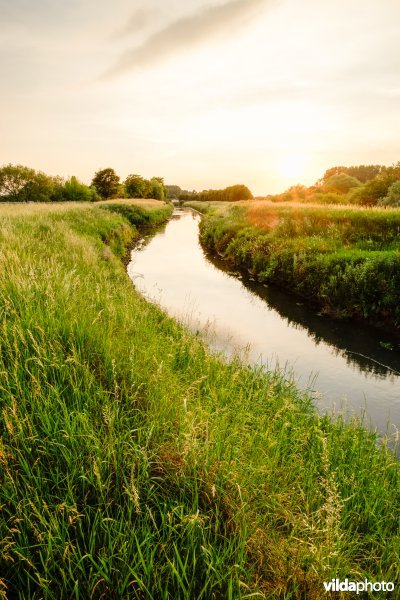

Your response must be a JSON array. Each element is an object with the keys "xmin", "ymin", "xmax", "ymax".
[{"xmin": 128, "ymin": 209, "xmax": 400, "ymax": 436}]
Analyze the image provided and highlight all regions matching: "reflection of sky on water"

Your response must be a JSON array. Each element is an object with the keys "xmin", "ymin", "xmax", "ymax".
[{"xmin": 128, "ymin": 209, "xmax": 400, "ymax": 436}]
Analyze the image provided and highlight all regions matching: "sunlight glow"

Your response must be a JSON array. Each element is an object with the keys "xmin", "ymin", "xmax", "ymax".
[{"xmin": 279, "ymin": 154, "xmax": 307, "ymax": 182}]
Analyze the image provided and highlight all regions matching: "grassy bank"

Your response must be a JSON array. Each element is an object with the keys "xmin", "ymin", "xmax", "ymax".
[
  {"xmin": 0, "ymin": 201, "xmax": 399, "ymax": 598},
  {"xmin": 190, "ymin": 200, "xmax": 400, "ymax": 328}
]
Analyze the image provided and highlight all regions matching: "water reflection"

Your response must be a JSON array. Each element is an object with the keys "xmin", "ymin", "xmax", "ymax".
[
  {"xmin": 207, "ymin": 252, "xmax": 400, "ymax": 380},
  {"xmin": 128, "ymin": 209, "xmax": 400, "ymax": 435}
]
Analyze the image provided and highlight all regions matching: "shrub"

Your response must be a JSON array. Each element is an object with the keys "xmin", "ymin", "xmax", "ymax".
[{"xmin": 378, "ymin": 180, "xmax": 400, "ymax": 207}]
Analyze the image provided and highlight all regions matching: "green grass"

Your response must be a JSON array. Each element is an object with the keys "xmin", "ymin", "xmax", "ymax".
[
  {"xmin": 191, "ymin": 200, "xmax": 400, "ymax": 327},
  {"xmin": 0, "ymin": 201, "xmax": 399, "ymax": 598}
]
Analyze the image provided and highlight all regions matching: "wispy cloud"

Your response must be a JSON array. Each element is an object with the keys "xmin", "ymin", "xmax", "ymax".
[
  {"xmin": 112, "ymin": 7, "xmax": 159, "ymax": 38},
  {"xmin": 102, "ymin": 0, "xmax": 269, "ymax": 79}
]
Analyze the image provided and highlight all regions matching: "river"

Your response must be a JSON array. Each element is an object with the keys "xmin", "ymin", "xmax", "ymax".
[{"xmin": 127, "ymin": 208, "xmax": 400, "ymax": 437}]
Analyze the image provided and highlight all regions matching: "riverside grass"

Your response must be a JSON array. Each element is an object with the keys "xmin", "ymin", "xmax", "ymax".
[
  {"xmin": 189, "ymin": 200, "xmax": 400, "ymax": 328},
  {"xmin": 0, "ymin": 202, "xmax": 399, "ymax": 599}
]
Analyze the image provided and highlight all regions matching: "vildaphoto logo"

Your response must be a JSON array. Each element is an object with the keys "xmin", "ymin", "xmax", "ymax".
[{"xmin": 323, "ymin": 579, "xmax": 395, "ymax": 594}]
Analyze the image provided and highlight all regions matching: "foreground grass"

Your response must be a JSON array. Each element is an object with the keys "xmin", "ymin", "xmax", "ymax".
[
  {"xmin": 188, "ymin": 200, "xmax": 400, "ymax": 328},
  {"xmin": 0, "ymin": 201, "xmax": 399, "ymax": 598}
]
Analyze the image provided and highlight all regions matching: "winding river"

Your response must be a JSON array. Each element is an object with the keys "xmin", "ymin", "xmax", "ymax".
[{"xmin": 128, "ymin": 208, "xmax": 400, "ymax": 437}]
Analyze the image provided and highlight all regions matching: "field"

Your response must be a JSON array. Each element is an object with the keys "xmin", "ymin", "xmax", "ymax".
[
  {"xmin": 188, "ymin": 200, "xmax": 400, "ymax": 328},
  {"xmin": 0, "ymin": 200, "xmax": 399, "ymax": 598}
]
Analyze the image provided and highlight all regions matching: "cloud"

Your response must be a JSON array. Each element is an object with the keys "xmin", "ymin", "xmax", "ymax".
[
  {"xmin": 112, "ymin": 7, "xmax": 159, "ymax": 38},
  {"xmin": 102, "ymin": 0, "xmax": 269, "ymax": 78}
]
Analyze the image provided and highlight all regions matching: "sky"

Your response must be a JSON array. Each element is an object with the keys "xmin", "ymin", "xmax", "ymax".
[{"xmin": 1, "ymin": 0, "xmax": 400, "ymax": 195}]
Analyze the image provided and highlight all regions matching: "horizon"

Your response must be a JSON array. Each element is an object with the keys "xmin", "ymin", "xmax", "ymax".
[{"xmin": 1, "ymin": 0, "xmax": 400, "ymax": 196}]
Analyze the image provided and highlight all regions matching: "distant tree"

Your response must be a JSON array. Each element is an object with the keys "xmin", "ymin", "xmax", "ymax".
[
  {"xmin": 324, "ymin": 173, "xmax": 361, "ymax": 194},
  {"xmin": 198, "ymin": 184, "xmax": 253, "ymax": 202},
  {"xmin": 50, "ymin": 176, "xmax": 67, "ymax": 201},
  {"xmin": 165, "ymin": 185, "xmax": 182, "ymax": 199},
  {"xmin": 382, "ymin": 161, "xmax": 400, "ymax": 181},
  {"xmin": 139, "ymin": 179, "xmax": 151, "ymax": 198},
  {"xmin": 320, "ymin": 165, "xmax": 383, "ymax": 184},
  {"xmin": 0, "ymin": 163, "xmax": 37, "ymax": 202},
  {"xmin": 91, "ymin": 168, "xmax": 120, "ymax": 199},
  {"xmin": 225, "ymin": 184, "xmax": 253, "ymax": 201},
  {"xmin": 24, "ymin": 171, "xmax": 58, "ymax": 202},
  {"xmin": 348, "ymin": 178, "xmax": 391, "ymax": 206},
  {"xmin": 149, "ymin": 177, "xmax": 166, "ymax": 200},
  {"xmin": 124, "ymin": 174, "xmax": 147, "ymax": 198},
  {"xmin": 378, "ymin": 180, "xmax": 400, "ymax": 207},
  {"xmin": 62, "ymin": 176, "xmax": 95, "ymax": 201},
  {"xmin": 178, "ymin": 189, "xmax": 198, "ymax": 202}
]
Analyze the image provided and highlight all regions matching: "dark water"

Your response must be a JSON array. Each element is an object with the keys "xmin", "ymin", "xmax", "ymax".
[{"xmin": 128, "ymin": 209, "xmax": 400, "ymax": 436}]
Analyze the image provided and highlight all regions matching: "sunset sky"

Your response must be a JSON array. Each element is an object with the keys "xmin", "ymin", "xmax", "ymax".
[{"xmin": 1, "ymin": 0, "xmax": 400, "ymax": 195}]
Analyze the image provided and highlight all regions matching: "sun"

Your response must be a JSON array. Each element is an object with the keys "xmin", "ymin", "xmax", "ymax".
[{"xmin": 279, "ymin": 154, "xmax": 306, "ymax": 181}]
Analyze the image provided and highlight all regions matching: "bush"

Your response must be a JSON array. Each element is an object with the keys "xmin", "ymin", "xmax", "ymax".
[
  {"xmin": 61, "ymin": 176, "xmax": 96, "ymax": 202},
  {"xmin": 323, "ymin": 173, "xmax": 361, "ymax": 194},
  {"xmin": 378, "ymin": 180, "xmax": 400, "ymax": 207}
]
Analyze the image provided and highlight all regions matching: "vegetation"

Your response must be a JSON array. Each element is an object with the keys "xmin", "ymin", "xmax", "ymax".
[
  {"xmin": 267, "ymin": 162, "xmax": 400, "ymax": 207},
  {"xmin": 178, "ymin": 184, "xmax": 253, "ymax": 203},
  {"xmin": 320, "ymin": 164, "xmax": 384, "ymax": 184},
  {"xmin": 99, "ymin": 198, "xmax": 173, "ymax": 228},
  {"xmin": 91, "ymin": 168, "xmax": 121, "ymax": 199},
  {"xmin": 0, "ymin": 200, "xmax": 399, "ymax": 598},
  {"xmin": 0, "ymin": 165, "xmax": 97, "ymax": 203},
  {"xmin": 0, "ymin": 164, "xmax": 171, "ymax": 203},
  {"xmin": 190, "ymin": 201, "xmax": 400, "ymax": 327},
  {"xmin": 124, "ymin": 174, "xmax": 167, "ymax": 201}
]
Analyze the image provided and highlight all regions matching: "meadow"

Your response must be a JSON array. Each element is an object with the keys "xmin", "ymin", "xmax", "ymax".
[
  {"xmin": 189, "ymin": 200, "xmax": 400, "ymax": 328},
  {"xmin": 0, "ymin": 200, "xmax": 399, "ymax": 598}
]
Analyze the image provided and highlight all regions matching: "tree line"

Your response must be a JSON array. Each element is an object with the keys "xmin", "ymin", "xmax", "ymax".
[
  {"xmin": 267, "ymin": 162, "xmax": 400, "ymax": 207},
  {"xmin": 0, "ymin": 164, "xmax": 168, "ymax": 202},
  {"xmin": 167, "ymin": 183, "xmax": 253, "ymax": 202}
]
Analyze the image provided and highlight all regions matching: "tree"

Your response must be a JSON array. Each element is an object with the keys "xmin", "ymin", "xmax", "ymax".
[
  {"xmin": 320, "ymin": 165, "xmax": 383, "ymax": 184},
  {"xmin": 0, "ymin": 163, "xmax": 37, "ymax": 202},
  {"xmin": 24, "ymin": 171, "xmax": 57, "ymax": 202},
  {"xmin": 348, "ymin": 178, "xmax": 391, "ymax": 206},
  {"xmin": 197, "ymin": 184, "xmax": 253, "ymax": 202},
  {"xmin": 149, "ymin": 177, "xmax": 166, "ymax": 200},
  {"xmin": 124, "ymin": 174, "xmax": 147, "ymax": 198},
  {"xmin": 91, "ymin": 168, "xmax": 120, "ymax": 199},
  {"xmin": 165, "ymin": 185, "xmax": 182, "ymax": 199},
  {"xmin": 324, "ymin": 173, "xmax": 361, "ymax": 194},
  {"xmin": 62, "ymin": 176, "xmax": 96, "ymax": 201},
  {"xmin": 225, "ymin": 184, "xmax": 253, "ymax": 201},
  {"xmin": 378, "ymin": 180, "xmax": 400, "ymax": 207}
]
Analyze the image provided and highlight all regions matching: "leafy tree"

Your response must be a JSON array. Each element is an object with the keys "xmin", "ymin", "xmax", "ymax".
[
  {"xmin": 198, "ymin": 184, "xmax": 253, "ymax": 202},
  {"xmin": 324, "ymin": 173, "xmax": 361, "ymax": 194},
  {"xmin": 321, "ymin": 165, "xmax": 383, "ymax": 184},
  {"xmin": 165, "ymin": 185, "xmax": 182, "ymax": 199},
  {"xmin": 347, "ymin": 178, "xmax": 391, "ymax": 206},
  {"xmin": 0, "ymin": 163, "xmax": 37, "ymax": 202},
  {"xmin": 225, "ymin": 184, "xmax": 253, "ymax": 201},
  {"xmin": 62, "ymin": 176, "xmax": 96, "ymax": 201},
  {"xmin": 91, "ymin": 168, "xmax": 120, "ymax": 199},
  {"xmin": 149, "ymin": 177, "xmax": 166, "ymax": 200},
  {"xmin": 124, "ymin": 174, "xmax": 147, "ymax": 198},
  {"xmin": 25, "ymin": 171, "xmax": 58, "ymax": 202},
  {"xmin": 378, "ymin": 180, "xmax": 400, "ymax": 207}
]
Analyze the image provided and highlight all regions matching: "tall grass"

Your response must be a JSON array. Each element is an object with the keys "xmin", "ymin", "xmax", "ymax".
[
  {"xmin": 0, "ymin": 201, "xmax": 399, "ymax": 598},
  {"xmin": 193, "ymin": 201, "xmax": 400, "ymax": 327}
]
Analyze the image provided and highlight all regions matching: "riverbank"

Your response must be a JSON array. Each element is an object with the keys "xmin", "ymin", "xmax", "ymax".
[
  {"xmin": 187, "ymin": 200, "xmax": 400, "ymax": 330},
  {"xmin": 0, "ymin": 201, "xmax": 399, "ymax": 598}
]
